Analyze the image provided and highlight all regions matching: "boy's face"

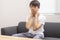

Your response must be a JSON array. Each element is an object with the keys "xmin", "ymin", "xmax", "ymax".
[{"xmin": 30, "ymin": 5, "xmax": 39, "ymax": 16}]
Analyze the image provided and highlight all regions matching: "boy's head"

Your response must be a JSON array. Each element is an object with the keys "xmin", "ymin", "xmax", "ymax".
[{"xmin": 29, "ymin": 0, "xmax": 40, "ymax": 15}]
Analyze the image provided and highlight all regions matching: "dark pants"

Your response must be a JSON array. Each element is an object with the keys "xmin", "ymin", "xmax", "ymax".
[{"xmin": 12, "ymin": 32, "xmax": 44, "ymax": 39}]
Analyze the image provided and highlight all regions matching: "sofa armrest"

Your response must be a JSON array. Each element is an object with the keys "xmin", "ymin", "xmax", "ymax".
[{"xmin": 1, "ymin": 26, "xmax": 17, "ymax": 36}]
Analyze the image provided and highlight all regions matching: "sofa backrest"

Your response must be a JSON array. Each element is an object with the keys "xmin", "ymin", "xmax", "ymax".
[
  {"xmin": 17, "ymin": 22, "xmax": 28, "ymax": 33},
  {"xmin": 1, "ymin": 26, "xmax": 17, "ymax": 36},
  {"xmin": 44, "ymin": 22, "xmax": 60, "ymax": 38},
  {"xmin": 18, "ymin": 22, "xmax": 60, "ymax": 38}
]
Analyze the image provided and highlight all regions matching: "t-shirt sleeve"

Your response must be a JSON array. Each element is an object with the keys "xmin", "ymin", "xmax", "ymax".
[{"xmin": 38, "ymin": 16, "xmax": 46, "ymax": 25}]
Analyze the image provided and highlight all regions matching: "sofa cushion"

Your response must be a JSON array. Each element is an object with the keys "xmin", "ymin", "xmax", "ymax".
[
  {"xmin": 44, "ymin": 22, "xmax": 60, "ymax": 38},
  {"xmin": 17, "ymin": 22, "xmax": 28, "ymax": 33}
]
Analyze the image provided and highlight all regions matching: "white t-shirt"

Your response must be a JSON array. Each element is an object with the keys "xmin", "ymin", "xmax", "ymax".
[{"xmin": 26, "ymin": 14, "xmax": 46, "ymax": 35}]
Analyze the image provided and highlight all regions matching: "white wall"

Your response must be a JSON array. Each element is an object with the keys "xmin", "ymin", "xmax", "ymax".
[
  {"xmin": 0, "ymin": 0, "xmax": 30, "ymax": 28},
  {"xmin": 39, "ymin": 0, "xmax": 56, "ymax": 14},
  {"xmin": 56, "ymin": 0, "xmax": 60, "ymax": 13},
  {"xmin": 30, "ymin": 0, "xmax": 56, "ymax": 14},
  {"xmin": 0, "ymin": 0, "xmax": 56, "ymax": 27},
  {"xmin": 0, "ymin": 27, "xmax": 1, "ymax": 35},
  {"xmin": 45, "ymin": 14, "xmax": 60, "ymax": 22}
]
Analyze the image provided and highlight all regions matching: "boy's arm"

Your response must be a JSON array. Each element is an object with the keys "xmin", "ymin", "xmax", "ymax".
[
  {"xmin": 26, "ymin": 16, "xmax": 33, "ymax": 30},
  {"xmin": 33, "ymin": 18, "xmax": 43, "ymax": 31},
  {"xmin": 33, "ymin": 13, "xmax": 43, "ymax": 31}
]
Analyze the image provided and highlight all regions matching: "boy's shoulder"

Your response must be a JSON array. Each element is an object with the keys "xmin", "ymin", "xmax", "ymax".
[{"xmin": 39, "ymin": 14, "xmax": 46, "ymax": 20}]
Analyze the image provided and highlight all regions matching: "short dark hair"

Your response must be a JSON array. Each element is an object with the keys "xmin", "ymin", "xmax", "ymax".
[{"xmin": 29, "ymin": 0, "xmax": 40, "ymax": 8}]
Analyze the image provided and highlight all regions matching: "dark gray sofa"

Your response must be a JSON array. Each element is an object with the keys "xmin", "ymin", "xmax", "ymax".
[{"xmin": 1, "ymin": 22, "xmax": 60, "ymax": 40}]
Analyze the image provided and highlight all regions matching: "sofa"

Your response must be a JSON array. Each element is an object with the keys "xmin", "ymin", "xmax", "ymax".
[{"xmin": 1, "ymin": 22, "xmax": 60, "ymax": 40}]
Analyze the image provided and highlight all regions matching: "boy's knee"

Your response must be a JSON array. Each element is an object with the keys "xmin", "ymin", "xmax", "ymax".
[
  {"xmin": 33, "ymin": 34, "xmax": 44, "ymax": 39},
  {"xmin": 12, "ymin": 34, "xmax": 24, "ymax": 37}
]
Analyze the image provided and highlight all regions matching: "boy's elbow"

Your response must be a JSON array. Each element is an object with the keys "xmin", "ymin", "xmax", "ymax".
[{"xmin": 26, "ymin": 23, "xmax": 30, "ymax": 30}]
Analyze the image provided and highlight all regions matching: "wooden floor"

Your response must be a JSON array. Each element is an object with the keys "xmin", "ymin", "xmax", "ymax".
[{"xmin": 0, "ymin": 35, "xmax": 42, "ymax": 40}]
